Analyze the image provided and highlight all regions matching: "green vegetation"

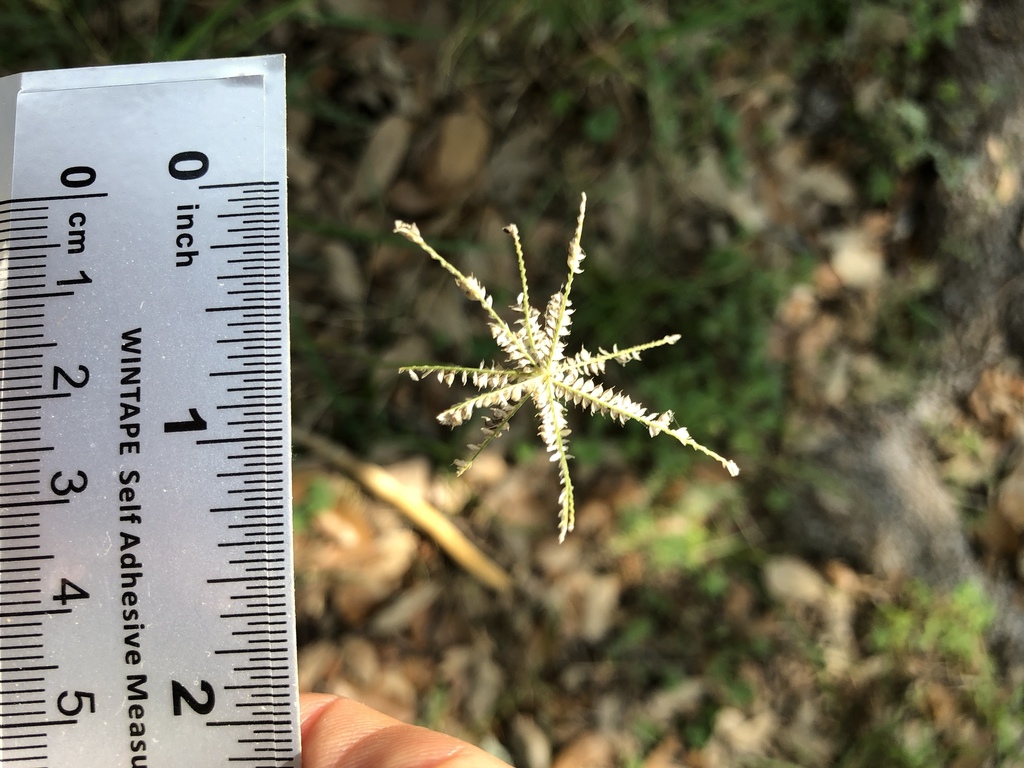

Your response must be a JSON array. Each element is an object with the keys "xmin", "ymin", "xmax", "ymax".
[
  {"xmin": 449, "ymin": 0, "xmax": 850, "ymax": 157},
  {"xmin": 614, "ymin": 481, "xmax": 747, "ymax": 589},
  {"xmin": 857, "ymin": 580, "xmax": 1024, "ymax": 766},
  {"xmin": 0, "ymin": 0, "xmax": 308, "ymax": 71},
  {"xmin": 871, "ymin": 581, "xmax": 994, "ymax": 669},
  {"xmin": 292, "ymin": 475, "xmax": 337, "ymax": 531},
  {"xmin": 572, "ymin": 239, "xmax": 805, "ymax": 475}
]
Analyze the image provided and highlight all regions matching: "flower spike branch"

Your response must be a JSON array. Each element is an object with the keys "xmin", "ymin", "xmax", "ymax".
[{"xmin": 395, "ymin": 193, "xmax": 739, "ymax": 542}]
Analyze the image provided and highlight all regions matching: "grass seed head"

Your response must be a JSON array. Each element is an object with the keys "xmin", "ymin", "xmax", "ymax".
[{"xmin": 395, "ymin": 194, "xmax": 738, "ymax": 541}]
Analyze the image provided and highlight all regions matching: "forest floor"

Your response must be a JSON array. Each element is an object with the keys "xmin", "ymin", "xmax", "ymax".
[
  {"xmin": 280, "ymin": 3, "xmax": 1024, "ymax": 766},
  {"xmin": 5, "ymin": 1, "xmax": 1023, "ymax": 766}
]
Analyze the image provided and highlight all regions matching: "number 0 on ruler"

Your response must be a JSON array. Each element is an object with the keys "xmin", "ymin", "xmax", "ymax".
[{"xmin": 0, "ymin": 56, "xmax": 300, "ymax": 767}]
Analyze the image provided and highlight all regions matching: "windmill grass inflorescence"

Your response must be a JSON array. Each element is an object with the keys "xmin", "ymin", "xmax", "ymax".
[{"xmin": 395, "ymin": 194, "xmax": 739, "ymax": 542}]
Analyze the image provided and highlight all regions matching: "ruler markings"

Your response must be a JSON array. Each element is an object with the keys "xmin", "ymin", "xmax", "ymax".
[
  {"xmin": 0, "ymin": 319, "xmax": 45, "ymax": 329},
  {"xmin": 0, "ymin": 497, "xmax": 64, "ymax": 507},
  {"xmin": 0, "ymin": 423, "xmax": 43, "ymax": 436},
  {"xmin": 0, "ymin": 428, "xmax": 43, "ymax": 438},
  {"xmin": 2, "ymin": 273, "xmax": 47, "ymax": 282},
  {"xmin": 0, "ymin": 262, "xmax": 51, "ymax": 274},
  {"xmin": 0, "ymin": 717, "xmax": 79, "ymax": 729},
  {"xmin": 0, "ymin": 59, "xmax": 297, "ymax": 767},
  {"xmin": 2, "ymin": 241, "xmax": 60, "ymax": 251},
  {"xmin": 0, "ymin": 395, "xmax": 70, "ymax": 405},
  {"xmin": 0, "ymin": 662, "xmax": 61, "ymax": 674},
  {"xmin": 0, "ymin": 192, "xmax": 108, "ymax": 205},
  {"xmin": 1, "ymin": 249, "xmax": 60, "ymax": 259},
  {"xmin": 3, "ymin": 281, "xmax": 47, "ymax": 289},
  {"xmin": 0, "ymin": 290, "xmax": 76, "ymax": 302},
  {"xmin": 199, "ymin": 182, "xmax": 278, "ymax": 190},
  {"xmin": 0, "ymin": 419, "xmax": 43, "ymax": 429},
  {"xmin": 205, "ymin": 305, "xmax": 280, "ymax": 313},
  {"xmin": 0, "ymin": 239, "xmax": 49, "ymax": 249}
]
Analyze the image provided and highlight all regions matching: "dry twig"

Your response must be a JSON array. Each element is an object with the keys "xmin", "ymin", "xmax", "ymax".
[{"xmin": 292, "ymin": 427, "xmax": 512, "ymax": 593}]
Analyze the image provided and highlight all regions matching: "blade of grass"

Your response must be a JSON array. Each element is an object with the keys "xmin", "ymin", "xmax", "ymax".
[
  {"xmin": 152, "ymin": 0, "xmax": 191, "ymax": 60},
  {"xmin": 218, "ymin": 0, "xmax": 310, "ymax": 55},
  {"xmin": 165, "ymin": 0, "xmax": 248, "ymax": 60},
  {"xmin": 317, "ymin": 10, "xmax": 443, "ymax": 40}
]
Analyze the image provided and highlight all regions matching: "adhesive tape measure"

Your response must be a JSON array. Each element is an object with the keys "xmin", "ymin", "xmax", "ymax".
[{"xmin": 0, "ymin": 55, "xmax": 300, "ymax": 767}]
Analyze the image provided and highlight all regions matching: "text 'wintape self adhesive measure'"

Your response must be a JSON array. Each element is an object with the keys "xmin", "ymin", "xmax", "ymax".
[{"xmin": 0, "ymin": 56, "xmax": 300, "ymax": 767}]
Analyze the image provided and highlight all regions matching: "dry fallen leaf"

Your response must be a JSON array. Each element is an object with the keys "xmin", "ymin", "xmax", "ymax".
[
  {"xmin": 369, "ymin": 581, "xmax": 441, "ymax": 636},
  {"xmin": 552, "ymin": 570, "xmax": 622, "ymax": 643},
  {"xmin": 347, "ymin": 114, "xmax": 414, "ymax": 207},
  {"xmin": 510, "ymin": 714, "xmax": 553, "ymax": 768},
  {"xmin": 423, "ymin": 103, "xmax": 492, "ymax": 196},
  {"xmin": 552, "ymin": 731, "xmax": 616, "ymax": 768},
  {"xmin": 826, "ymin": 226, "xmax": 885, "ymax": 290},
  {"xmin": 641, "ymin": 735, "xmax": 686, "ymax": 768},
  {"xmin": 324, "ymin": 241, "xmax": 366, "ymax": 305},
  {"xmin": 702, "ymin": 707, "xmax": 776, "ymax": 768},
  {"xmin": 968, "ymin": 367, "xmax": 1024, "ymax": 436},
  {"xmin": 645, "ymin": 679, "xmax": 705, "ymax": 724},
  {"xmin": 763, "ymin": 556, "xmax": 829, "ymax": 609},
  {"xmin": 995, "ymin": 447, "xmax": 1024, "ymax": 532}
]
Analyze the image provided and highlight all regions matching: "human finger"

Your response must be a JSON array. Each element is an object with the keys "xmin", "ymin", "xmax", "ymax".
[{"xmin": 300, "ymin": 692, "xmax": 510, "ymax": 768}]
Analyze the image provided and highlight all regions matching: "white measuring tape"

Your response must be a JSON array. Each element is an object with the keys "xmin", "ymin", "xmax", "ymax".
[{"xmin": 0, "ymin": 56, "xmax": 299, "ymax": 767}]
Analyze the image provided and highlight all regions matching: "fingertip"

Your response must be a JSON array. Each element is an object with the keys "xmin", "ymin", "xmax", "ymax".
[
  {"xmin": 298, "ymin": 693, "xmax": 510, "ymax": 768},
  {"xmin": 299, "ymin": 692, "xmax": 345, "ymax": 741}
]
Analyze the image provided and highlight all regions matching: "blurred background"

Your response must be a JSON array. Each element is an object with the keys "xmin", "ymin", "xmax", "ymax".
[{"xmin": 6, "ymin": 1, "xmax": 1024, "ymax": 766}]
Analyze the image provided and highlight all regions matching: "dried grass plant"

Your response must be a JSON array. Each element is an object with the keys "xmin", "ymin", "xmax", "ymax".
[{"xmin": 395, "ymin": 193, "xmax": 739, "ymax": 542}]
